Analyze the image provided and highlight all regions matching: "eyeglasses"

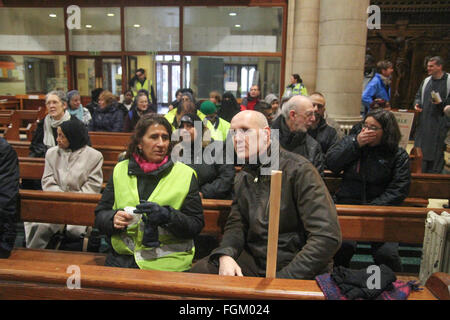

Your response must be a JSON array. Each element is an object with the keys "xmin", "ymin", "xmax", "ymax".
[
  {"xmin": 363, "ymin": 124, "xmax": 382, "ymax": 131},
  {"xmin": 301, "ymin": 111, "xmax": 315, "ymax": 118},
  {"xmin": 312, "ymin": 102, "xmax": 324, "ymax": 109}
]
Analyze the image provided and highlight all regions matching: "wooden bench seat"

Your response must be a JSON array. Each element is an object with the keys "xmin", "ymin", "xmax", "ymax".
[
  {"xmin": 18, "ymin": 190, "xmax": 447, "ymax": 244},
  {"xmin": 9, "ymin": 248, "xmax": 107, "ymax": 266},
  {"xmin": 0, "ymin": 258, "xmax": 443, "ymax": 300}
]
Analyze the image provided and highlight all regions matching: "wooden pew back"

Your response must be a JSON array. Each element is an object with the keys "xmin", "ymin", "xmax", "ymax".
[{"xmin": 18, "ymin": 190, "xmax": 447, "ymax": 244}]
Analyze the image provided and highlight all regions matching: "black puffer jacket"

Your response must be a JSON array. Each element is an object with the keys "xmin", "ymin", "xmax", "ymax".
[
  {"xmin": 308, "ymin": 117, "xmax": 339, "ymax": 154},
  {"xmin": 325, "ymin": 135, "xmax": 411, "ymax": 205},
  {"xmin": 210, "ymin": 148, "xmax": 341, "ymax": 279},
  {"xmin": 88, "ymin": 102, "xmax": 124, "ymax": 132},
  {"xmin": 0, "ymin": 138, "xmax": 19, "ymax": 258},
  {"xmin": 272, "ymin": 115, "xmax": 324, "ymax": 174},
  {"xmin": 94, "ymin": 156, "xmax": 204, "ymax": 268}
]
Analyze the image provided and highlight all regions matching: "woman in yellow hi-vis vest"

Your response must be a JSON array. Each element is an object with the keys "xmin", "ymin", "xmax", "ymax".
[
  {"xmin": 283, "ymin": 74, "xmax": 308, "ymax": 98},
  {"xmin": 94, "ymin": 114, "xmax": 204, "ymax": 271}
]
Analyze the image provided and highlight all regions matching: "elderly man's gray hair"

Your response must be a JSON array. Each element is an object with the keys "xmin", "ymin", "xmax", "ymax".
[{"xmin": 281, "ymin": 95, "xmax": 312, "ymax": 119}]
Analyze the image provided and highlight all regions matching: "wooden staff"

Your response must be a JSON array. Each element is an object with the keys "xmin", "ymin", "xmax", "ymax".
[{"xmin": 265, "ymin": 170, "xmax": 282, "ymax": 278}]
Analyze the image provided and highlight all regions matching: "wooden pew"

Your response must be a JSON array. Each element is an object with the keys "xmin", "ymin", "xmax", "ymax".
[
  {"xmin": 323, "ymin": 171, "xmax": 450, "ymax": 207},
  {"xmin": 89, "ymin": 131, "xmax": 132, "ymax": 147},
  {"xmin": 18, "ymin": 157, "xmax": 115, "ymax": 183},
  {"xmin": 18, "ymin": 190, "xmax": 447, "ymax": 244},
  {"xmin": 9, "ymin": 190, "xmax": 449, "ymax": 300},
  {"xmin": 9, "ymin": 139, "xmax": 126, "ymax": 162},
  {"xmin": 0, "ymin": 258, "xmax": 444, "ymax": 299}
]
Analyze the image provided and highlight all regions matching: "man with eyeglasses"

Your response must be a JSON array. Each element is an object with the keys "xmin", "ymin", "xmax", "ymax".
[
  {"xmin": 307, "ymin": 92, "xmax": 340, "ymax": 155},
  {"xmin": 271, "ymin": 95, "xmax": 324, "ymax": 174}
]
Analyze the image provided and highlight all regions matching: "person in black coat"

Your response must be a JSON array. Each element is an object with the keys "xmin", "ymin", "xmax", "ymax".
[
  {"xmin": 172, "ymin": 113, "xmax": 235, "ymax": 200},
  {"xmin": 325, "ymin": 109, "xmax": 411, "ymax": 272},
  {"xmin": 0, "ymin": 138, "xmax": 19, "ymax": 259},
  {"xmin": 88, "ymin": 90, "xmax": 124, "ymax": 132},
  {"xmin": 123, "ymin": 91, "xmax": 154, "ymax": 132},
  {"xmin": 218, "ymin": 92, "xmax": 240, "ymax": 123}
]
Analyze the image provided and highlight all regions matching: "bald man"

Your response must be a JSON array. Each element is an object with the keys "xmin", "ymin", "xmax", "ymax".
[
  {"xmin": 190, "ymin": 110, "xmax": 341, "ymax": 279},
  {"xmin": 307, "ymin": 92, "xmax": 340, "ymax": 155},
  {"xmin": 271, "ymin": 95, "xmax": 324, "ymax": 174}
]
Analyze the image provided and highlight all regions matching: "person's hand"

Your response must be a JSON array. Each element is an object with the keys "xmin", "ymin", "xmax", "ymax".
[
  {"xmin": 414, "ymin": 104, "xmax": 423, "ymax": 112},
  {"xmin": 199, "ymin": 192, "xmax": 203, "ymax": 199},
  {"xmin": 134, "ymin": 201, "xmax": 171, "ymax": 225},
  {"xmin": 219, "ymin": 255, "xmax": 243, "ymax": 276},
  {"xmin": 113, "ymin": 210, "xmax": 133, "ymax": 229},
  {"xmin": 356, "ymin": 127, "xmax": 377, "ymax": 147}
]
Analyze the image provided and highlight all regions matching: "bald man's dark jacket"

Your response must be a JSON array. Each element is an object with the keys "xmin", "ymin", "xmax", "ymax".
[{"xmin": 209, "ymin": 148, "xmax": 342, "ymax": 279}]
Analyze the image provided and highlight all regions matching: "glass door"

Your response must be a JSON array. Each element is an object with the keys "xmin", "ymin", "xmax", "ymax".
[{"xmin": 74, "ymin": 57, "xmax": 122, "ymax": 97}]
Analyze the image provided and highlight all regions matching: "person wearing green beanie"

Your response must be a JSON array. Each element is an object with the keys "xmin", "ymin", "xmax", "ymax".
[{"xmin": 200, "ymin": 100, "xmax": 230, "ymax": 142}]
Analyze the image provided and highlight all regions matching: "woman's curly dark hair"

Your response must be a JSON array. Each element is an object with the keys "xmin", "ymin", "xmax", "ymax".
[
  {"xmin": 364, "ymin": 109, "xmax": 401, "ymax": 153},
  {"xmin": 125, "ymin": 114, "xmax": 173, "ymax": 159}
]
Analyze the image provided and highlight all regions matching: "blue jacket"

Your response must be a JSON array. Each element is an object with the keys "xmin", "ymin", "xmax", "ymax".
[{"xmin": 361, "ymin": 73, "xmax": 390, "ymax": 115}]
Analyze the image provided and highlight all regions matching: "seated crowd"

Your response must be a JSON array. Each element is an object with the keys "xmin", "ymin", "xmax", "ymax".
[{"xmin": 0, "ymin": 81, "xmax": 421, "ymax": 281}]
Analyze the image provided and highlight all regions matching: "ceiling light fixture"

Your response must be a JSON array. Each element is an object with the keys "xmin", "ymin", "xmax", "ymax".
[
  {"xmin": 235, "ymin": 24, "xmax": 241, "ymax": 28},
  {"xmin": 133, "ymin": 24, "xmax": 141, "ymax": 28},
  {"xmin": 49, "ymin": 13, "xmax": 57, "ymax": 18},
  {"xmin": 107, "ymin": 13, "xmax": 115, "ymax": 17},
  {"xmin": 229, "ymin": 12, "xmax": 237, "ymax": 16},
  {"xmin": 85, "ymin": 25, "xmax": 92, "ymax": 28}
]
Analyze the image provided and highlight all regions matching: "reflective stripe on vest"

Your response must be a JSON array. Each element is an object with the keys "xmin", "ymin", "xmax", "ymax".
[{"xmin": 111, "ymin": 160, "xmax": 196, "ymax": 271}]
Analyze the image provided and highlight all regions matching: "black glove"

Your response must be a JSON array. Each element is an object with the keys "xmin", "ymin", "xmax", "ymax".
[{"xmin": 135, "ymin": 201, "xmax": 171, "ymax": 248}]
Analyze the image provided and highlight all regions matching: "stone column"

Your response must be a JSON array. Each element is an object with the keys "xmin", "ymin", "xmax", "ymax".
[
  {"xmin": 285, "ymin": 0, "xmax": 320, "ymax": 94},
  {"xmin": 315, "ymin": 0, "xmax": 370, "ymax": 128}
]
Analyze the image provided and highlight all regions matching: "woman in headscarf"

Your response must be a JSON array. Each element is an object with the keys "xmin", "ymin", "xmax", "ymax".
[
  {"xmin": 25, "ymin": 118, "xmax": 103, "ymax": 249},
  {"xmin": 67, "ymin": 90, "xmax": 92, "ymax": 126},
  {"xmin": 217, "ymin": 91, "xmax": 240, "ymax": 123}
]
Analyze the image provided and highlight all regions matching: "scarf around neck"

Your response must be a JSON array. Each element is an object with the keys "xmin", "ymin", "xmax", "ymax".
[
  {"xmin": 133, "ymin": 153, "xmax": 169, "ymax": 173},
  {"xmin": 43, "ymin": 110, "xmax": 71, "ymax": 148},
  {"xmin": 68, "ymin": 104, "xmax": 84, "ymax": 122}
]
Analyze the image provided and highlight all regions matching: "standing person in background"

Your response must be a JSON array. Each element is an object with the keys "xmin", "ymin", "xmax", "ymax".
[
  {"xmin": 129, "ymin": 68, "xmax": 157, "ymax": 110},
  {"xmin": 0, "ymin": 138, "xmax": 19, "ymax": 259},
  {"xmin": 88, "ymin": 90, "xmax": 124, "ymax": 132},
  {"xmin": 240, "ymin": 85, "xmax": 261, "ymax": 111},
  {"xmin": 414, "ymin": 56, "xmax": 450, "ymax": 173},
  {"xmin": 362, "ymin": 60, "xmax": 394, "ymax": 117},
  {"xmin": 218, "ymin": 92, "xmax": 240, "ymax": 123},
  {"xmin": 67, "ymin": 90, "xmax": 92, "ymax": 126},
  {"xmin": 283, "ymin": 74, "xmax": 308, "ymax": 98}
]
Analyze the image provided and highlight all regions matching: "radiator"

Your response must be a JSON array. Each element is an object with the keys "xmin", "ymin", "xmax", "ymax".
[{"xmin": 419, "ymin": 211, "xmax": 450, "ymax": 285}]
